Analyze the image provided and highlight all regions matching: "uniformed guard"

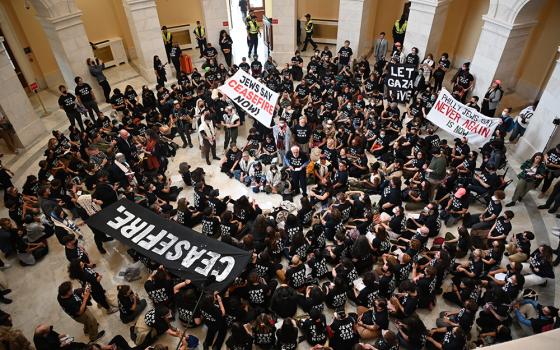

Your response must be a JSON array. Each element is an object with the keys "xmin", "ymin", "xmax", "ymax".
[
  {"xmin": 302, "ymin": 13, "xmax": 318, "ymax": 51},
  {"xmin": 246, "ymin": 14, "xmax": 260, "ymax": 57},
  {"xmin": 161, "ymin": 26, "xmax": 173, "ymax": 62},
  {"xmin": 392, "ymin": 15, "xmax": 408, "ymax": 48},
  {"xmin": 194, "ymin": 20, "xmax": 208, "ymax": 58}
]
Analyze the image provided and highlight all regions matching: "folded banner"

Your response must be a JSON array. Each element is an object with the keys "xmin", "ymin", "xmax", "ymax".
[
  {"xmin": 387, "ymin": 62, "xmax": 415, "ymax": 102},
  {"xmin": 426, "ymin": 88, "xmax": 500, "ymax": 146},
  {"xmin": 87, "ymin": 199, "xmax": 251, "ymax": 291},
  {"xmin": 218, "ymin": 69, "xmax": 279, "ymax": 128}
]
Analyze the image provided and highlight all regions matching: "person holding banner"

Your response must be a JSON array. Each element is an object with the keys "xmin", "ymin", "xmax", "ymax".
[
  {"xmin": 198, "ymin": 112, "xmax": 219, "ymax": 165},
  {"xmin": 451, "ymin": 62, "xmax": 475, "ymax": 103}
]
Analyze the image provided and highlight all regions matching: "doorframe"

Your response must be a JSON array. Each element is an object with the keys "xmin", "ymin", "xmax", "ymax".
[{"xmin": 0, "ymin": 2, "xmax": 38, "ymax": 91}]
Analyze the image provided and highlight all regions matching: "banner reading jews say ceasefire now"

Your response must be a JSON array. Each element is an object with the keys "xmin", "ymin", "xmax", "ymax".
[
  {"xmin": 426, "ymin": 88, "xmax": 500, "ymax": 146},
  {"xmin": 219, "ymin": 69, "xmax": 279, "ymax": 128}
]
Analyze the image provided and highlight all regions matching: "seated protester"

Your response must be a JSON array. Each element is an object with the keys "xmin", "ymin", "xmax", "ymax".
[
  {"xmin": 514, "ymin": 299, "xmax": 559, "ymax": 334},
  {"xmin": 144, "ymin": 266, "xmax": 174, "ymax": 307},
  {"xmin": 323, "ymin": 277, "xmax": 348, "ymax": 310},
  {"xmin": 356, "ymin": 298, "xmax": 389, "ymax": 340},
  {"xmin": 14, "ymin": 228, "xmax": 48, "ymax": 266},
  {"xmin": 464, "ymin": 189, "xmax": 504, "ymax": 230},
  {"xmin": 313, "ymin": 153, "xmax": 333, "ymax": 185},
  {"xmin": 153, "ymin": 174, "xmax": 182, "ymax": 202},
  {"xmin": 395, "ymin": 315, "xmax": 428, "ymax": 350},
  {"xmin": 354, "ymin": 162, "xmax": 383, "ymax": 194},
  {"xmin": 403, "ymin": 177, "xmax": 430, "ymax": 211},
  {"xmin": 297, "ymin": 196, "xmax": 314, "ymax": 228},
  {"xmin": 475, "ymin": 210, "xmax": 514, "ymax": 249},
  {"xmin": 435, "ymin": 299, "xmax": 478, "ymax": 333},
  {"xmin": 264, "ymin": 164, "xmax": 287, "ymax": 194},
  {"xmin": 276, "ymin": 318, "xmax": 298, "ymax": 350},
  {"xmin": 324, "ymin": 231, "xmax": 349, "ymax": 264},
  {"xmin": 439, "ymin": 187, "xmax": 469, "ymax": 226},
  {"xmin": 233, "ymin": 152, "xmax": 253, "ymax": 185},
  {"xmin": 482, "ymin": 240, "xmax": 506, "ymax": 275},
  {"xmin": 284, "ymin": 214, "xmax": 303, "ymax": 246},
  {"xmin": 321, "ymin": 207, "xmax": 344, "ymax": 241},
  {"xmin": 468, "ymin": 163, "xmax": 500, "ymax": 198},
  {"xmin": 426, "ymin": 326, "xmax": 467, "ymax": 350},
  {"xmin": 207, "ymin": 190, "xmax": 227, "ymax": 216},
  {"xmin": 333, "ymin": 192, "xmax": 352, "ymax": 222},
  {"xmin": 248, "ymin": 161, "xmax": 266, "ymax": 193},
  {"xmin": 306, "ymin": 249, "xmax": 329, "ymax": 281},
  {"xmin": 505, "ymin": 230, "xmax": 534, "ymax": 263},
  {"xmin": 258, "ymin": 134, "xmax": 277, "ymax": 165},
  {"xmin": 348, "ymin": 235, "xmax": 375, "ymax": 273},
  {"xmin": 370, "ymin": 129, "xmax": 391, "ymax": 157},
  {"xmin": 285, "ymin": 255, "xmax": 308, "ymax": 291},
  {"xmin": 252, "ymin": 313, "xmax": 276, "ymax": 349},
  {"xmin": 353, "ymin": 271, "xmax": 378, "ymax": 314},
  {"xmin": 406, "ymin": 202, "xmax": 440, "ymax": 237},
  {"xmin": 233, "ymin": 195, "xmax": 261, "ymax": 224},
  {"xmin": 329, "ymin": 308, "xmax": 359, "ymax": 350},
  {"xmin": 221, "ymin": 143, "xmax": 242, "ymax": 177},
  {"xmin": 200, "ymin": 208, "xmax": 220, "ymax": 238},
  {"xmin": 243, "ymin": 128, "xmax": 261, "ymax": 157},
  {"xmin": 483, "ymin": 261, "xmax": 522, "ymax": 290},
  {"xmin": 175, "ymin": 198, "xmax": 203, "ymax": 228},
  {"xmin": 476, "ymin": 289, "xmax": 512, "ymax": 334},
  {"xmin": 476, "ymin": 324, "xmax": 512, "ymax": 347},
  {"xmin": 297, "ymin": 285, "xmax": 325, "ymax": 314},
  {"xmin": 379, "ymin": 177, "xmax": 403, "ymax": 214},
  {"xmin": 521, "ymin": 244, "xmax": 555, "ymax": 287},
  {"xmin": 377, "ymin": 262, "xmax": 396, "ymax": 299},
  {"xmin": 331, "ymin": 161, "xmax": 350, "ymax": 194},
  {"xmin": 117, "ymin": 284, "xmax": 147, "ymax": 324},
  {"xmin": 132, "ymin": 305, "xmax": 181, "ymax": 347},
  {"xmin": 449, "ymin": 254, "xmax": 484, "ymax": 299},
  {"xmin": 412, "ymin": 264, "xmax": 437, "ymax": 309},
  {"xmin": 220, "ymin": 211, "xmax": 242, "ymax": 240},
  {"xmin": 298, "ymin": 308, "xmax": 328, "ymax": 347},
  {"xmin": 309, "ymin": 178, "xmax": 333, "ymax": 208},
  {"xmin": 403, "ymin": 151, "xmax": 426, "ymax": 179},
  {"xmin": 225, "ymin": 322, "xmax": 253, "ymax": 350},
  {"xmin": 270, "ymin": 285, "xmax": 299, "ymax": 318},
  {"xmin": 240, "ymin": 271, "xmax": 272, "ymax": 314},
  {"xmin": 450, "ymin": 137, "xmax": 470, "ymax": 167}
]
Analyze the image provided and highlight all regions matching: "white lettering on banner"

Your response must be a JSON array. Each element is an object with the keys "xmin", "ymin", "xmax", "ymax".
[
  {"xmin": 426, "ymin": 88, "xmax": 499, "ymax": 146},
  {"xmin": 218, "ymin": 69, "xmax": 279, "ymax": 128},
  {"xmin": 105, "ymin": 207, "xmax": 237, "ymax": 282},
  {"xmin": 387, "ymin": 63, "xmax": 415, "ymax": 103}
]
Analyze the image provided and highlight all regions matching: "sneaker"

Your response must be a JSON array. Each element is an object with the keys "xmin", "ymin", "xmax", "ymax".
[
  {"xmin": 548, "ymin": 208, "xmax": 557, "ymax": 214},
  {"xmin": 537, "ymin": 204, "xmax": 550, "ymax": 209},
  {"xmin": 505, "ymin": 201, "xmax": 516, "ymax": 207},
  {"xmin": 0, "ymin": 296, "xmax": 12, "ymax": 304},
  {"xmin": 0, "ymin": 263, "xmax": 11, "ymax": 270},
  {"xmin": 89, "ymin": 330, "xmax": 105, "ymax": 343},
  {"xmin": 213, "ymin": 156, "xmax": 220, "ymax": 160}
]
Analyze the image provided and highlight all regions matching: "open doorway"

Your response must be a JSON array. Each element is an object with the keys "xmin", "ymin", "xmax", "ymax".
[
  {"xmin": 228, "ymin": 0, "xmax": 268, "ymax": 64},
  {"xmin": 0, "ymin": 29, "xmax": 28, "ymax": 90}
]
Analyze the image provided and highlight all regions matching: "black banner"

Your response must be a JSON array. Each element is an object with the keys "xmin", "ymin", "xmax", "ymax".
[
  {"xmin": 87, "ymin": 199, "xmax": 251, "ymax": 291},
  {"xmin": 387, "ymin": 62, "xmax": 415, "ymax": 102}
]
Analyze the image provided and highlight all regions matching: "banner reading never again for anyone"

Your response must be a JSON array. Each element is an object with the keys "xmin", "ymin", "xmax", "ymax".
[
  {"xmin": 426, "ymin": 88, "xmax": 500, "ymax": 146},
  {"xmin": 87, "ymin": 199, "xmax": 251, "ymax": 291},
  {"xmin": 386, "ymin": 62, "xmax": 415, "ymax": 102},
  {"xmin": 219, "ymin": 69, "xmax": 279, "ymax": 128}
]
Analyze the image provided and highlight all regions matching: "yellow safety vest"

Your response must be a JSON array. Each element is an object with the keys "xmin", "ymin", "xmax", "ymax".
[
  {"xmin": 194, "ymin": 26, "xmax": 206, "ymax": 38},
  {"xmin": 305, "ymin": 20, "xmax": 314, "ymax": 33},
  {"xmin": 394, "ymin": 20, "xmax": 407, "ymax": 34},
  {"xmin": 162, "ymin": 31, "xmax": 171, "ymax": 44},
  {"xmin": 248, "ymin": 20, "xmax": 259, "ymax": 34}
]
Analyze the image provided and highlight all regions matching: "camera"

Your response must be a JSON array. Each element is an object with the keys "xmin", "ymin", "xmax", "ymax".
[{"xmin": 553, "ymin": 118, "xmax": 560, "ymax": 126}]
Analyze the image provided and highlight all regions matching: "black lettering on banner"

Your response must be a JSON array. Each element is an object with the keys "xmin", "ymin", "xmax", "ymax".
[
  {"xmin": 87, "ymin": 199, "xmax": 250, "ymax": 291},
  {"xmin": 387, "ymin": 63, "xmax": 416, "ymax": 103}
]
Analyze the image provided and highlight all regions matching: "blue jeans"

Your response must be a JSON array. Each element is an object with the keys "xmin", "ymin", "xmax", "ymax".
[{"xmin": 509, "ymin": 122, "xmax": 526, "ymax": 142}]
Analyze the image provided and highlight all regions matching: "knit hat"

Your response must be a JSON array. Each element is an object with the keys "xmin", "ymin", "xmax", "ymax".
[{"xmin": 455, "ymin": 188, "xmax": 467, "ymax": 198}]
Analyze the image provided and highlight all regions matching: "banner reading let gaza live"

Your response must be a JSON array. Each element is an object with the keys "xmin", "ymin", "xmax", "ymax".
[
  {"xmin": 219, "ymin": 69, "xmax": 279, "ymax": 128},
  {"xmin": 386, "ymin": 62, "xmax": 415, "ymax": 102},
  {"xmin": 87, "ymin": 199, "xmax": 251, "ymax": 291},
  {"xmin": 426, "ymin": 88, "xmax": 499, "ymax": 146}
]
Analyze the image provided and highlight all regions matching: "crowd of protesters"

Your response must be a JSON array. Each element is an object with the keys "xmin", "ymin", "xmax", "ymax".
[{"xmin": 0, "ymin": 13, "xmax": 559, "ymax": 350}]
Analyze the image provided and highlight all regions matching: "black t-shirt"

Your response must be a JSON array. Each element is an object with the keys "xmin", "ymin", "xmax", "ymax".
[
  {"xmin": 144, "ymin": 279, "xmax": 173, "ymax": 304},
  {"xmin": 276, "ymin": 328, "xmax": 298, "ymax": 350},
  {"xmin": 286, "ymin": 150, "xmax": 309, "ymax": 169},
  {"xmin": 301, "ymin": 317, "xmax": 328, "ymax": 345},
  {"xmin": 57, "ymin": 290, "xmax": 83, "ymax": 318},
  {"xmin": 204, "ymin": 46, "xmax": 218, "ymax": 59},
  {"xmin": 201, "ymin": 216, "xmax": 220, "ymax": 237},
  {"xmin": 58, "ymin": 93, "xmax": 77, "ymax": 112},
  {"xmin": 442, "ymin": 328, "xmax": 466, "ymax": 350},
  {"xmin": 293, "ymin": 124, "xmax": 312, "ymax": 144},
  {"xmin": 456, "ymin": 71, "xmax": 474, "ymax": 89},
  {"xmin": 338, "ymin": 47, "xmax": 353, "ymax": 65},
  {"xmin": 144, "ymin": 308, "xmax": 169, "ymax": 335},
  {"xmin": 286, "ymin": 264, "xmax": 307, "ymax": 289},
  {"xmin": 490, "ymin": 217, "xmax": 511, "ymax": 237},
  {"xmin": 330, "ymin": 314, "xmax": 359, "ymax": 349},
  {"xmin": 75, "ymin": 83, "xmax": 94, "ymax": 103}
]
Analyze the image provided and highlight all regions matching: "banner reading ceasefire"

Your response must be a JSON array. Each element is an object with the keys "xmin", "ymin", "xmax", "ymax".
[
  {"xmin": 219, "ymin": 69, "xmax": 279, "ymax": 128},
  {"xmin": 426, "ymin": 88, "xmax": 499, "ymax": 146},
  {"xmin": 87, "ymin": 199, "xmax": 251, "ymax": 291}
]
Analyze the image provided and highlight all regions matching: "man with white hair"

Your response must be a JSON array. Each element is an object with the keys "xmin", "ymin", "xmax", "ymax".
[
  {"xmin": 285, "ymin": 145, "xmax": 309, "ymax": 196},
  {"xmin": 115, "ymin": 129, "xmax": 137, "ymax": 163}
]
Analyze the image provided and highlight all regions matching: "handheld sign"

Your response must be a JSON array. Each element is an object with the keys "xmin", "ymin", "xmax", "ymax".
[
  {"xmin": 386, "ymin": 62, "xmax": 415, "ymax": 103},
  {"xmin": 426, "ymin": 88, "xmax": 499, "ymax": 146},
  {"xmin": 219, "ymin": 69, "xmax": 279, "ymax": 128},
  {"xmin": 87, "ymin": 199, "xmax": 251, "ymax": 291}
]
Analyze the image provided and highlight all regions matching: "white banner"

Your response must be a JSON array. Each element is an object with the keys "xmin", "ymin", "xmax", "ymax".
[
  {"xmin": 426, "ymin": 88, "xmax": 500, "ymax": 146},
  {"xmin": 218, "ymin": 69, "xmax": 279, "ymax": 128}
]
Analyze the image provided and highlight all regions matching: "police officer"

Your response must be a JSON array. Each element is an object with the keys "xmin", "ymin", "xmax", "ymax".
[
  {"xmin": 302, "ymin": 13, "xmax": 317, "ymax": 52},
  {"xmin": 392, "ymin": 15, "xmax": 407, "ymax": 50},
  {"xmin": 161, "ymin": 26, "xmax": 173, "ymax": 62},
  {"xmin": 194, "ymin": 20, "xmax": 207, "ymax": 58},
  {"xmin": 246, "ymin": 13, "xmax": 260, "ymax": 57}
]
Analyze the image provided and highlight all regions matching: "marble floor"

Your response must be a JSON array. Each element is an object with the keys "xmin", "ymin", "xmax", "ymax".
[{"xmin": 0, "ymin": 11, "xmax": 557, "ymax": 349}]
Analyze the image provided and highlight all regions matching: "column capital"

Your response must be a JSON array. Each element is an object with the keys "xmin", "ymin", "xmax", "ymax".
[
  {"xmin": 46, "ymin": 11, "xmax": 84, "ymax": 31},
  {"xmin": 480, "ymin": 14, "xmax": 537, "ymax": 38},
  {"xmin": 409, "ymin": 0, "xmax": 451, "ymax": 12},
  {"xmin": 123, "ymin": 0, "xmax": 158, "ymax": 12}
]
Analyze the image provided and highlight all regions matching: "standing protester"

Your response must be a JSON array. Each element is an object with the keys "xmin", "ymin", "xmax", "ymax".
[
  {"xmin": 285, "ymin": 145, "xmax": 309, "ymax": 196},
  {"xmin": 169, "ymin": 43, "xmax": 182, "ymax": 78},
  {"xmin": 58, "ymin": 85, "xmax": 85, "ymax": 132},
  {"xmin": 194, "ymin": 21, "xmax": 208, "ymax": 59},
  {"xmin": 370, "ymin": 31, "xmax": 388, "ymax": 62},
  {"xmin": 153, "ymin": 55, "xmax": 167, "ymax": 87},
  {"xmin": 219, "ymin": 30, "xmax": 234, "ymax": 67},
  {"xmin": 433, "ymin": 53, "xmax": 451, "ymax": 92},
  {"xmin": 509, "ymin": 101, "xmax": 538, "ymax": 143},
  {"xmin": 239, "ymin": 0, "xmax": 248, "ymax": 19},
  {"xmin": 247, "ymin": 14, "xmax": 260, "ymax": 57},
  {"xmin": 451, "ymin": 62, "xmax": 475, "ymax": 103},
  {"xmin": 222, "ymin": 105, "xmax": 240, "ymax": 150},
  {"xmin": 74, "ymin": 76, "xmax": 99, "ymax": 122},
  {"xmin": 302, "ymin": 14, "xmax": 318, "ymax": 52},
  {"xmin": 161, "ymin": 26, "xmax": 173, "ymax": 62},
  {"xmin": 87, "ymin": 58, "xmax": 111, "ymax": 103},
  {"xmin": 337, "ymin": 40, "xmax": 353, "ymax": 72},
  {"xmin": 481, "ymin": 80, "xmax": 504, "ymax": 117},
  {"xmin": 199, "ymin": 112, "xmax": 219, "ymax": 165}
]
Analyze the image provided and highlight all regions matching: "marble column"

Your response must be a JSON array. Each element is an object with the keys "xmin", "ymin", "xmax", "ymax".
[
  {"xmin": 201, "ymin": 0, "xmax": 230, "ymax": 47},
  {"xmin": 403, "ymin": 0, "xmax": 450, "ymax": 57},
  {"xmin": 515, "ymin": 47, "xmax": 560, "ymax": 162},
  {"xmin": 470, "ymin": 16, "xmax": 536, "ymax": 98},
  {"xmin": 122, "ymin": 0, "xmax": 169, "ymax": 83},
  {"xmin": 0, "ymin": 44, "xmax": 46, "ymax": 149},
  {"xmin": 35, "ymin": 10, "xmax": 102, "ymax": 98},
  {"xmin": 336, "ymin": 0, "xmax": 374, "ymax": 57},
  {"xmin": 270, "ymin": 0, "xmax": 297, "ymax": 65}
]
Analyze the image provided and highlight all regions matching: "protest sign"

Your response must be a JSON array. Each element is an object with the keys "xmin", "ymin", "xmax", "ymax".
[
  {"xmin": 219, "ymin": 69, "xmax": 279, "ymax": 128},
  {"xmin": 87, "ymin": 199, "xmax": 251, "ymax": 291},
  {"xmin": 426, "ymin": 88, "xmax": 499, "ymax": 146},
  {"xmin": 387, "ymin": 62, "xmax": 415, "ymax": 102}
]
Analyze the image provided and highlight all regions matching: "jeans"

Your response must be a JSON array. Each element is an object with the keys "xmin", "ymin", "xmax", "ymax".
[
  {"xmin": 224, "ymin": 127, "xmax": 238, "ymax": 150},
  {"xmin": 83, "ymin": 100, "xmax": 100, "ymax": 122},
  {"xmin": 509, "ymin": 122, "xmax": 526, "ymax": 142},
  {"xmin": 99, "ymin": 80, "xmax": 111, "ymax": 103},
  {"xmin": 248, "ymin": 34, "xmax": 258, "ymax": 57},
  {"xmin": 65, "ymin": 109, "xmax": 85, "ymax": 131},
  {"xmin": 291, "ymin": 170, "xmax": 307, "ymax": 195},
  {"xmin": 196, "ymin": 38, "xmax": 207, "ymax": 57}
]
